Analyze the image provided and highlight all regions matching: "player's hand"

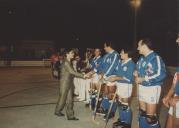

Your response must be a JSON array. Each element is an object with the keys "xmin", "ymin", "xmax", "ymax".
[
  {"xmin": 83, "ymin": 74, "xmax": 91, "ymax": 79},
  {"xmin": 83, "ymin": 74, "xmax": 88, "ymax": 79},
  {"xmin": 86, "ymin": 71, "xmax": 94, "ymax": 76},
  {"xmin": 108, "ymin": 76, "xmax": 117, "ymax": 82},
  {"xmin": 98, "ymin": 73, "xmax": 104, "ymax": 80},
  {"xmin": 162, "ymin": 96, "xmax": 170, "ymax": 108},
  {"xmin": 133, "ymin": 70, "xmax": 138, "ymax": 77}
]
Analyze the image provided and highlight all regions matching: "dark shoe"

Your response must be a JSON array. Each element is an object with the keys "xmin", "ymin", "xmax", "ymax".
[
  {"xmin": 113, "ymin": 120, "xmax": 131, "ymax": 128},
  {"xmin": 103, "ymin": 112, "xmax": 115, "ymax": 120},
  {"xmin": 96, "ymin": 108, "xmax": 107, "ymax": 114},
  {"xmin": 113, "ymin": 118, "xmax": 122, "ymax": 126},
  {"xmin": 68, "ymin": 117, "xmax": 79, "ymax": 120},
  {"xmin": 96, "ymin": 108, "xmax": 107, "ymax": 116},
  {"xmin": 55, "ymin": 112, "xmax": 65, "ymax": 117},
  {"xmin": 85, "ymin": 103, "xmax": 89, "ymax": 107},
  {"xmin": 73, "ymin": 94, "xmax": 78, "ymax": 97}
]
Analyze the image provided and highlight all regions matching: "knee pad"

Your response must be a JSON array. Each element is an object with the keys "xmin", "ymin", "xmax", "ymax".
[
  {"xmin": 121, "ymin": 104, "xmax": 129, "ymax": 111},
  {"xmin": 119, "ymin": 104, "xmax": 132, "ymax": 125},
  {"xmin": 117, "ymin": 101, "xmax": 122, "ymax": 107},
  {"xmin": 139, "ymin": 109, "xmax": 146, "ymax": 117},
  {"xmin": 139, "ymin": 113, "xmax": 160, "ymax": 128},
  {"xmin": 145, "ymin": 115, "xmax": 160, "ymax": 128},
  {"xmin": 101, "ymin": 97, "xmax": 110, "ymax": 110},
  {"xmin": 101, "ymin": 98, "xmax": 117, "ymax": 112}
]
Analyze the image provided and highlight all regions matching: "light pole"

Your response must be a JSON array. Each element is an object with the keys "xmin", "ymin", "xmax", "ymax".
[{"xmin": 129, "ymin": 0, "xmax": 142, "ymax": 50}]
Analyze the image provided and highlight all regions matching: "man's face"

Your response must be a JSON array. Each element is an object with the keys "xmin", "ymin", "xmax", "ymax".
[
  {"xmin": 94, "ymin": 49, "xmax": 101, "ymax": 57},
  {"xmin": 68, "ymin": 51, "xmax": 75, "ymax": 59},
  {"xmin": 120, "ymin": 49, "xmax": 127, "ymax": 60},
  {"xmin": 104, "ymin": 44, "xmax": 109, "ymax": 53},
  {"xmin": 137, "ymin": 40, "xmax": 145, "ymax": 55},
  {"xmin": 176, "ymin": 36, "xmax": 179, "ymax": 45}
]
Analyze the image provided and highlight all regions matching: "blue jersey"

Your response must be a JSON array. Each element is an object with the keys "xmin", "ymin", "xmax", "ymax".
[
  {"xmin": 174, "ymin": 67, "xmax": 179, "ymax": 95},
  {"xmin": 95, "ymin": 50, "xmax": 119, "ymax": 78},
  {"xmin": 136, "ymin": 51, "xmax": 166, "ymax": 86},
  {"xmin": 114, "ymin": 58, "xmax": 135, "ymax": 84},
  {"xmin": 89, "ymin": 56, "xmax": 103, "ymax": 70}
]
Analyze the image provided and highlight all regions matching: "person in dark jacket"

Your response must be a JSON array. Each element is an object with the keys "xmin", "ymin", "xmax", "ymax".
[{"xmin": 55, "ymin": 48, "xmax": 88, "ymax": 120}]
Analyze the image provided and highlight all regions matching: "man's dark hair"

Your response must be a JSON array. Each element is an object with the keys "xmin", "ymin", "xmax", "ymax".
[
  {"xmin": 104, "ymin": 41, "xmax": 115, "ymax": 49},
  {"xmin": 141, "ymin": 38, "xmax": 153, "ymax": 50},
  {"xmin": 122, "ymin": 48, "xmax": 133, "ymax": 58},
  {"xmin": 63, "ymin": 48, "xmax": 74, "ymax": 56},
  {"xmin": 95, "ymin": 48, "xmax": 101, "ymax": 53}
]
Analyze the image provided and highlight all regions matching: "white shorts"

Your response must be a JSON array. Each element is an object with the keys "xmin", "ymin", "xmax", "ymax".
[
  {"xmin": 116, "ymin": 82, "xmax": 133, "ymax": 98},
  {"xmin": 139, "ymin": 85, "xmax": 161, "ymax": 104},
  {"xmin": 168, "ymin": 96, "xmax": 179, "ymax": 118}
]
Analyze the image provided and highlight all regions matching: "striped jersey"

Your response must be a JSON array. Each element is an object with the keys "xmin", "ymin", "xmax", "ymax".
[{"xmin": 136, "ymin": 51, "xmax": 166, "ymax": 86}]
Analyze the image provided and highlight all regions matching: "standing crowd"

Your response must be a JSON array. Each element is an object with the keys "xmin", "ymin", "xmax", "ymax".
[{"xmin": 51, "ymin": 36, "xmax": 179, "ymax": 128}]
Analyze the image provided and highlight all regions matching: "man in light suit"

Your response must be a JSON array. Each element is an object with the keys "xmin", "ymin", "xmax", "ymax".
[{"xmin": 55, "ymin": 49, "xmax": 88, "ymax": 120}]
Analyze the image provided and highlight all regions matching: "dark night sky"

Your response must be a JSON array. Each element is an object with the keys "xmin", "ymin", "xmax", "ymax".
[
  {"xmin": 0, "ymin": 0, "xmax": 134, "ymax": 47},
  {"xmin": 0, "ymin": 0, "xmax": 178, "ymax": 64}
]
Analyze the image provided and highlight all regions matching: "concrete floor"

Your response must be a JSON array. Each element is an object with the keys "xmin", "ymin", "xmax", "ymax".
[{"xmin": 0, "ymin": 67, "xmax": 172, "ymax": 128}]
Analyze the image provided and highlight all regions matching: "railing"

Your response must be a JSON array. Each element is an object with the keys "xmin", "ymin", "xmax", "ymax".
[
  {"xmin": 42, "ymin": 59, "xmax": 51, "ymax": 67},
  {"xmin": 0, "ymin": 59, "xmax": 51, "ymax": 67}
]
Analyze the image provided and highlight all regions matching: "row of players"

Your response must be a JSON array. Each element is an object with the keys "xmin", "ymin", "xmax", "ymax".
[
  {"xmin": 54, "ymin": 37, "xmax": 179, "ymax": 128},
  {"xmin": 73, "ymin": 38, "xmax": 179, "ymax": 128}
]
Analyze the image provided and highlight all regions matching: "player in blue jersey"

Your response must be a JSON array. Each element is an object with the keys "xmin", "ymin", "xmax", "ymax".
[
  {"xmin": 94, "ymin": 41, "xmax": 119, "ymax": 78},
  {"xmin": 134, "ymin": 39, "xmax": 166, "ymax": 128},
  {"xmin": 107, "ymin": 48, "xmax": 135, "ymax": 128},
  {"xmin": 162, "ymin": 35, "xmax": 179, "ymax": 128},
  {"xmin": 90, "ymin": 48, "xmax": 103, "ymax": 70},
  {"xmin": 93, "ymin": 41, "xmax": 120, "ymax": 119},
  {"xmin": 88, "ymin": 48, "xmax": 103, "ymax": 109},
  {"xmin": 89, "ymin": 48, "xmax": 103, "ymax": 90}
]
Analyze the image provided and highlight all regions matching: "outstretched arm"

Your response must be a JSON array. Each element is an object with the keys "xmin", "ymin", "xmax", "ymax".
[{"xmin": 65, "ymin": 61, "xmax": 84, "ymax": 78}]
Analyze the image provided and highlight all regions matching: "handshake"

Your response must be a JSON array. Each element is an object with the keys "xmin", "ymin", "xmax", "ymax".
[{"xmin": 83, "ymin": 71, "xmax": 94, "ymax": 79}]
